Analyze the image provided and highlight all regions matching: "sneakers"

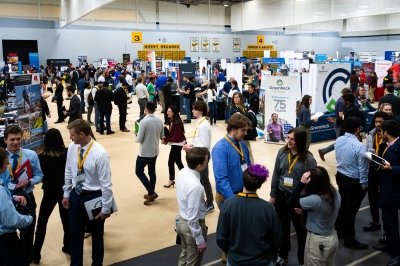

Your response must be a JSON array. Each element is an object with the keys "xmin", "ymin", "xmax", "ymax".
[
  {"xmin": 276, "ymin": 256, "xmax": 288, "ymax": 265},
  {"xmin": 206, "ymin": 204, "xmax": 214, "ymax": 214}
]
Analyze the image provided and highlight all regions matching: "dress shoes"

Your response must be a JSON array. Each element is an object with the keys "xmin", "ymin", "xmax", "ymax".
[
  {"xmin": 183, "ymin": 120, "xmax": 191, "ymax": 124},
  {"xmin": 106, "ymin": 130, "xmax": 115, "ymax": 135},
  {"xmin": 344, "ymin": 238, "xmax": 368, "ymax": 249},
  {"xmin": 363, "ymin": 222, "xmax": 382, "ymax": 232},
  {"xmin": 379, "ymin": 233, "xmax": 388, "ymax": 244},
  {"xmin": 387, "ymin": 256, "xmax": 400, "ymax": 266},
  {"xmin": 121, "ymin": 128, "xmax": 130, "ymax": 132},
  {"xmin": 318, "ymin": 149, "xmax": 325, "ymax": 161},
  {"xmin": 144, "ymin": 193, "xmax": 158, "ymax": 205},
  {"xmin": 62, "ymin": 246, "xmax": 70, "ymax": 254}
]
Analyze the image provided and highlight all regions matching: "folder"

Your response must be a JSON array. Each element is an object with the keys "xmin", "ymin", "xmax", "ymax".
[{"xmin": 14, "ymin": 159, "xmax": 33, "ymax": 182}]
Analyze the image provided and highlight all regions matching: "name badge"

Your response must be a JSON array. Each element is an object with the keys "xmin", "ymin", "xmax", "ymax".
[
  {"xmin": 76, "ymin": 173, "xmax": 86, "ymax": 183},
  {"xmin": 241, "ymin": 163, "xmax": 248, "ymax": 172},
  {"xmin": 283, "ymin": 177, "xmax": 294, "ymax": 188},
  {"xmin": 8, "ymin": 183, "xmax": 16, "ymax": 191}
]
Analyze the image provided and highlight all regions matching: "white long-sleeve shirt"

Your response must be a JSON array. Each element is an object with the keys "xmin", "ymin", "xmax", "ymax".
[
  {"xmin": 63, "ymin": 140, "xmax": 114, "ymax": 214},
  {"xmin": 191, "ymin": 117, "xmax": 211, "ymax": 149},
  {"xmin": 176, "ymin": 167, "xmax": 207, "ymax": 245}
]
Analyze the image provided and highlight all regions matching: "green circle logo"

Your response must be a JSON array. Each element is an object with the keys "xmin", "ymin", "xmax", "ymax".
[{"xmin": 277, "ymin": 79, "xmax": 283, "ymax": 86}]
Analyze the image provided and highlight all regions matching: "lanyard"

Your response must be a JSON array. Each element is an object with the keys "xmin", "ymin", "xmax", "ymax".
[
  {"xmin": 287, "ymin": 152, "xmax": 298, "ymax": 174},
  {"xmin": 375, "ymin": 134, "xmax": 382, "ymax": 155},
  {"xmin": 193, "ymin": 117, "xmax": 207, "ymax": 138},
  {"xmin": 78, "ymin": 141, "xmax": 94, "ymax": 172},
  {"xmin": 224, "ymin": 135, "xmax": 245, "ymax": 162},
  {"xmin": 237, "ymin": 192, "xmax": 258, "ymax": 198},
  {"xmin": 7, "ymin": 150, "xmax": 23, "ymax": 181},
  {"xmin": 236, "ymin": 105, "xmax": 246, "ymax": 114}
]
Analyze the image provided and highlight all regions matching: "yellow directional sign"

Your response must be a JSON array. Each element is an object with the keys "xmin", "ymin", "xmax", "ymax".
[
  {"xmin": 131, "ymin": 32, "xmax": 143, "ymax": 43},
  {"xmin": 257, "ymin": 35, "xmax": 264, "ymax": 44}
]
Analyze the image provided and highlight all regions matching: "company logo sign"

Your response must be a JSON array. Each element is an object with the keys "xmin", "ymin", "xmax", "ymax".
[
  {"xmin": 322, "ymin": 68, "xmax": 350, "ymax": 104},
  {"xmin": 277, "ymin": 79, "xmax": 283, "ymax": 86}
]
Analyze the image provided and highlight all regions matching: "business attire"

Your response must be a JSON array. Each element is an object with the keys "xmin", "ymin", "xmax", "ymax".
[
  {"xmin": 135, "ymin": 114, "xmax": 164, "ymax": 202},
  {"xmin": 32, "ymin": 149, "xmax": 70, "ymax": 263},
  {"xmin": 176, "ymin": 167, "xmax": 207, "ymax": 266},
  {"xmin": 163, "ymin": 118, "xmax": 186, "ymax": 182},
  {"xmin": 1, "ymin": 148, "xmax": 43, "ymax": 266},
  {"xmin": 94, "ymin": 88, "xmax": 113, "ymax": 134},
  {"xmin": 380, "ymin": 137, "xmax": 400, "ymax": 264},
  {"xmin": 335, "ymin": 133, "xmax": 369, "ymax": 248},
  {"xmin": 0, "ymin": 185, "xmax": 33, "ymax": 266},
  {"xmin": 63, "ymin": 140, "xmax": 114, "ymax": 266},
  {"xmin": 54, "ymin": 82, "xmax": 64, "ymax": 122},
  {"xmin": 67, "ymin": 94, "xmax": 82, "ymax": 124},
  {"xmin": 113, "ymin": 87, "xmax": 128, "ymax": 131},
  {"xmin": 270, "ymin": 148, "xmax": 317, "ymax": 265}
]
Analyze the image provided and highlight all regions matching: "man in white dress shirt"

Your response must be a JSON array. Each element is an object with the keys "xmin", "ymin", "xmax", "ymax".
[
  {"xmin": 176, "ymin": 147, "xmax": 209, "ymax": 266},
  {"xmin": 62, "ymin": 119, "xmax": 114, "ymax": 266}
]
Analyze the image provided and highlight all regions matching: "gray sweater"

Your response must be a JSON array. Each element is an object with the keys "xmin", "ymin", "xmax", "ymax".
[{"xmin": 135, "ymin": 114, "xmax": 164, "ymax": 157}]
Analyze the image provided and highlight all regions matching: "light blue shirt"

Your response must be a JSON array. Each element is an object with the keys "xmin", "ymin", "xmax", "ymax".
[
  {"xmin": 212, "ymin": 136, "xmax": 251, "ymax": 200},
  {"xmin": 1, "ymin": 148, "xmax": 43, "ymax": 195},
  {"xmin": 0, "ymin": 186, "xmax": 32, "ymax": 235},
  {"xmin": 335, "ymin": 133, "xmax": 369, "ymax": 185}
]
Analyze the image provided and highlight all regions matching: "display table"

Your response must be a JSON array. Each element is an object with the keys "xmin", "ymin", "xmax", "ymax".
[{"xmin": 311, "ymin": 111, "xmax": 375, "ymax": 143}]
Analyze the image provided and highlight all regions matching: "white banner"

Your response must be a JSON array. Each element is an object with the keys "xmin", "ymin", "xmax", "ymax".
[
  {"xmin": 309, "ymin": 63, "xmax": 351, "ymax": 113},
  {"xmin": 375, "ymin": 60, "xmax": 392, "ymax": 87},
  {"xmin": 264, "ymin": 76, "xmax": 299, "ymax": 143}
]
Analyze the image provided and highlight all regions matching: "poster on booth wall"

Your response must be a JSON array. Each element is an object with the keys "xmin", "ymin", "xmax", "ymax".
[
  {"xmin": 13, "ymin": 73, "xmax": 44, "ymax": 150},
  {"xmin": 375, "ymin": 60, "xmax": 392, "ymax": 87},
  {"xmin": 309, "ymin": 63, "xmax": 351, "ymax": 114},
  {"xmin": 263, "ymin": 76, "xmax": 298, "ymax": 144}
]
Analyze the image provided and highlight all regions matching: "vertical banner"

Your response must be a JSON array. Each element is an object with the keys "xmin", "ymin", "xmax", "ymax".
[
  {"xmin": 29, "ymin": 53, "xmax": 39, "ymax": 68},
  {"xmin": 122, "ymin": 54, "xmax": 130, "ymax": 64},
  {"xmin": 264, "ymin": 76, "xmax": 298, "ymax": 143},
  {"xmin": 14, "ymin": 74, "xmax": 44, "ymax": 149},
  {"xmin": 375, "ymin": 60, "xmax": 392, "ymax": 87},
  {"xmin": 309, "ymin": 63, "xmax": 351, "ymax": 113}
]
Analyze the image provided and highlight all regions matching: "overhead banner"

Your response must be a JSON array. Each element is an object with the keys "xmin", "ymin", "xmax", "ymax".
[
  {"xmin": 309, "ymin": 63, "xmax": 351, "ymax": 113},
  {"xmin": 143, "ymin": 44, "xmax": 180, "ymax": 50},
  {"xmin": 247, "ymin": 44, "xmax": 274, "ymax": 50},
  {"xmin": 14, "ymin": 74, "xmax": 44, "ymax": 150},
  {"xmin": 264, "ymin": 76, "xmax": 298, "ymax": 143}
]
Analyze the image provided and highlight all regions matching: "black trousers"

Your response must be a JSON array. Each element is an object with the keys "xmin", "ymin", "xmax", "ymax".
[
  {"xmin": 32, "ymin": 189, "xmax": 70, "ymax": 260},
  {"xmin": 0, "ymin": 232, "xmax": 22, "ymax": 266},
  {"xmin": 274, "ymin": 189, "xmax": 307, "ymax": 264},
  {"xmin": 367, "ymin": 166, "xmax": 380, "ymax": 223},
  {"xmin": 335, "ymin": 172, "xmax": 366, "ymax": 239},
  {"xmin": 118, "ymin": 105, "xmax": 127, "ymax": 130},
  {"xmin": 200, "ymin": 164, "xmax": 214, "ymax": 206},
  {"xmin": 382, "ymin": 206, "xmax": 400, "ymax": 256},
  {"xmin": 138, "ymin": 98, "xmax": 147, "ymax": 119},
  {"xmin": 56, "ymin": 100, "xmax": 64, "ymax": 122},
  {"xmin": 19, "ymin": 192, "xmax": 36, "ymax": 266},
  {"xmin": 168, "ymin": 145, "xmax": 184, "ymax": 181}
]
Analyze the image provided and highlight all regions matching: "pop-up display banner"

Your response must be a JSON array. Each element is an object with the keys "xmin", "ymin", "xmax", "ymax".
[
  {"xmin": 375, "ymin": 60, "xmax": 392, "ymax": 87},
  {"xmin": 309, "ymin": 63, "xmax": 351, "ymax": 113},
  {"xmin": 226, "ymin": 63, "xmax": 243, "ymax": 90},
  {"xmin": 263, "ymin": 76, "xmax": 298, "ymax": 143}
]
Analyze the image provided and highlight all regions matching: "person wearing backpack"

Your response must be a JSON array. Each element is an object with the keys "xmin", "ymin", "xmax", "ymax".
[{"xmin": 84, "ymin": 82, "xmax": 94, "ymax": 124}]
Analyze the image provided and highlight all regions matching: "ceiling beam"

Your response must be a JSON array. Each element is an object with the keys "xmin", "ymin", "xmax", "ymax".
[{"xmin": 59, "ymin": 0, "xmax": 117, "ymax": 28}]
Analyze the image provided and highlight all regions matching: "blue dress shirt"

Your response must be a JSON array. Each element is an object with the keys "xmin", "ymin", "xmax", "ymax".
[
  {"xmin": 1, "ymin": 148, "xmax": 43, "ymax": 195},
  {"xmin": 335, "ymin": 133, "xmax": 369, "ymax": 185},
  {"xmin": 0, "ymin": 186, "xmax": 32, "ymax": 235},
  {"xmin": 212, "ymin": 136, "xmax": 251, "ymax": 199}
]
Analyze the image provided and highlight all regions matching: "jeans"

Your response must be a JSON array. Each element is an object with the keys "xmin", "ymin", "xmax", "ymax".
[
  {"xmin": 99, "ymin": 110, "xmax": 111, "ymax": 133},
  {"xmin": 32, "ymin": 189, "xmax": 70, "ymax": 260},
  {"xmin": 183, "ymin": 97, "xmax": 191, "ymax": 122},
  {"xmin": 69, "ymin": 189, "xmax": 105, "ymax": 266},
  {"xmin": 208, "ymin": 102, "xmax": 217, "ymax": 125},
  {"xmin": 135, "ymin": 156, "xmax": 158, "ymax": 195},
  {"xmin": 168, "ymin": 145, "xmax": 184, "ymax": 181}
]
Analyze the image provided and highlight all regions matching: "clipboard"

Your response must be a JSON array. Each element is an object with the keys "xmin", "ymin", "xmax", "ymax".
[
  {"xmin": 365, "ymin": 151, "xmax": 390, "ymax": 167},
  {"xmin": 14, "ymin": 159, "xmax": 33, "ymax": 182},
  {"xmin": 83, "ymin": 196, "xmax": 118, "ymax": 220}
]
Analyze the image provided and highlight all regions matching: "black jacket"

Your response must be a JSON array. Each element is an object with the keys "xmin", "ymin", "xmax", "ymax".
[
  {"xmin": 380, "ymin": 138, "xmax": 400, "ymax": 208},
  {"xmin": 113, "ymin": 87, "xmax": 128, "ymax": 107},
  {"xmin": 94, "ymin": 88, "xmax": 113, "ymax": 112},
  {"xmin": 55, "ymin": 83, "xmax": 64, "ymax": 103},
  {"xmin": 68, "ymin": 94, "xmax": 82, "ymax": 123}
]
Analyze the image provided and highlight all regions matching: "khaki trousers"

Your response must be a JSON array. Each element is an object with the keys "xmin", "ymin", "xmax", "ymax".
[
  {"xmin": 304, "ymin": 231, "xmax": 338, "ymax": 266},
  {"xmin": 177, "ymin": 218, "xmax": 207, "ymax": 266}
]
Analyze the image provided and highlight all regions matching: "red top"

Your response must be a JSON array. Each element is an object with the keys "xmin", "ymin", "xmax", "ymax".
[{"xmin": 164, "ymin": 119, "xmax": 186, "ymax": 143}]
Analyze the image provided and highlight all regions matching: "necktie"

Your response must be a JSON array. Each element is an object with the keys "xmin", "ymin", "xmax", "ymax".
[
  {"xmin": 11, "ymin": 153, "xmax": 19, "ymax": 172},
  {"xmin": 76, "ymin": 148, "xmax": 85, "ymax": 194}
]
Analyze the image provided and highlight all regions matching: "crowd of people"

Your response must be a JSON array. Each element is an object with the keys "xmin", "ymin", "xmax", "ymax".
[{"xmin": 1, "ymin": 60, "xmax": 400, "ymax": 266}]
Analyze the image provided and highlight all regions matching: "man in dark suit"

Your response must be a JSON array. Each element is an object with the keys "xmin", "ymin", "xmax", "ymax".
[
  {"xmin": 63, "ymin": 85, "xmax": 82, "ymax": 124},
  {"xmin": 380, "ymin": 120, "xmax": 400, "ymax": 266},
  {"xmin": 379, "ymin": 84, "xmax": 400, "ymax": 120},
  {"xmin": 113, "ymin": 82, "xmax": 129, "ymax": 132},
  {"xmin": 54, "ymin": 76, "xmax": 64, "ymax": 123},
  {"xmin": 94, "ymin": 82, "xmax": 114, "ymax": 135}
]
